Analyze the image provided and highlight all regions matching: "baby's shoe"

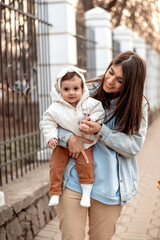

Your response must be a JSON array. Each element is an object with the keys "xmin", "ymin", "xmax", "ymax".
[
  {"xmin": 80, "ymin": 194, "xmax": 91, "ymax": 207},
  {"xmin": 48, "ymin": 195, "xmax": 59, "ymax": 206},
  {"xmin": 80, "ymin": 184, "xmax": 93, "ymax": 207}
]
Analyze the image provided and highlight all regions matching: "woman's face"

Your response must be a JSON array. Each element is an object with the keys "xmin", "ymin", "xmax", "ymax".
[{"xmin": 103, "ymin": 64, "xmax": 123, "ymax": 97}]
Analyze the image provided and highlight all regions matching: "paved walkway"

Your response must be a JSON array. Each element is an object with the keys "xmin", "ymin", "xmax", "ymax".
[{"xmin": 34, "ymin": 116, "xmax": 160, "ymax": 240}]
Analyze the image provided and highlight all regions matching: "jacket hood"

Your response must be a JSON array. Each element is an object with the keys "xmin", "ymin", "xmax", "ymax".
[
  {"xmin": 50, "ymin": 66, "xmax": 89, "ymax": 105},
  {"xmin": 56, "ymin": 66, "xmax": 86, "ymax": 92}
]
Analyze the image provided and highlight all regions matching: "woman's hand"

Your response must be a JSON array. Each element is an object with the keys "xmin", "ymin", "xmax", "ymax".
[
  {"xmin": 79, "ymin": 120, "xmax": 102, "ymax": 134},
  {"xmin": 68, "ymin": 134, "xmax": 93, "ymax": 164}
]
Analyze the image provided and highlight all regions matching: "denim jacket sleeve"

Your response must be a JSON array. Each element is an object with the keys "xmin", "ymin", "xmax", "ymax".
[
  {"xmin": 57, "ymin": 127, "xmax": 73, "ymax": 147},
  {"xmin": 96, "ymin": 99, "xmax": 149, "ymax": 158}
]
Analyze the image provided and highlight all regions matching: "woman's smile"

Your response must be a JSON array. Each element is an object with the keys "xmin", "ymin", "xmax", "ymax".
[
  {"xmin": 103, "ymin": 64, "xmax": 123, "ymax": 97},
  {"xmin": 105, "ymin": 83, "xmax": 114, "ymax": 89}
]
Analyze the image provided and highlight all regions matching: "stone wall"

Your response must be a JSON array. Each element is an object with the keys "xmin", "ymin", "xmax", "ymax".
[
  {"xmin": 0, "ymin": 164, "xmax": 56, "ymax": 240},
  {"xmin": 0, "ymin": 185, "xmax": 56, "ymax": 240},
  {"xmin": 0, "ymin": 184, "xmax": 56, "ymax": 240}
]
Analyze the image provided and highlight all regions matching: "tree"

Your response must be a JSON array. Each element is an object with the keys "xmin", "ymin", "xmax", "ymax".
[{"xmin": 82, "ymin": 0, "xmax": 160, "ymax": 52}]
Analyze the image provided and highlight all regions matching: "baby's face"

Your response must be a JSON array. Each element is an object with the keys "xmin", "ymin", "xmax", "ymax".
[{"xmin": 61, "ymin": 76, "xmax": 83, "ymax": 107}]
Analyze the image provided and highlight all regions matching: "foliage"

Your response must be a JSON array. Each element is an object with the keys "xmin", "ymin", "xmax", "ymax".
[{"xmin": 82, "ymin": 0, "xmax": 160, "ymax": 52}]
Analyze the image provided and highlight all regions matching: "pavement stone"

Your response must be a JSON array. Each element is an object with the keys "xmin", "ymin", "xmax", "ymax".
[{"xmin": 34, "ymin": 116, "xmax": 160, "ymax": 240}]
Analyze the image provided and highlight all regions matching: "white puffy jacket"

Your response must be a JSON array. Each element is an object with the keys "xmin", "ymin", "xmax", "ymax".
[{"xmin": 41, "ymin": 66, "xmax": 105, "ymax": 149}]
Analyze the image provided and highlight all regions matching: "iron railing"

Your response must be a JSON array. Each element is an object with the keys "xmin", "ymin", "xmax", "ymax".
[
  {"xmin": 76, "ymin": 20, "xmax": 97, "ymax": 80},
  {"xmin": 113, "ymin": 40, "xmax": 121, "ymax": 58},
  {"xmin": 0, "ymin": 0, "xmax": 51, "ymax": 186},
  {"xmin": 76, "ymin": 20, "xmax": 87, "ymax": 70}
]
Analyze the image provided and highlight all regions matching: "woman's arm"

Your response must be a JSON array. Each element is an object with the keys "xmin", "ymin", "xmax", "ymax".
[
  {"xmin": 57, "ymin": 127, "xmax": 73, "ymax": 148},
  {"xmin": 80, "ymin": 101, "xmax": 148, "ymax": 158},
  {"xmin": 97, "ymin": 123, "xmax": 147, "ymax": 158}
]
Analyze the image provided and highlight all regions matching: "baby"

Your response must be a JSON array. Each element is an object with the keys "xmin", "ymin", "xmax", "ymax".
[{"xmin": 41, "ymin": 66, "xmax": 105, "ymax": 207}]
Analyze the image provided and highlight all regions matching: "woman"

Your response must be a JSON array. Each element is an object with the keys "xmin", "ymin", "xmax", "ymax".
[{"xmin": 55, "ymin": 51, "xmax": 149, "ymax": 240}]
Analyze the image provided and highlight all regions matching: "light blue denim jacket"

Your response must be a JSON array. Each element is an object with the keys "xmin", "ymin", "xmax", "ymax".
[{"xmin": 58, "ymin": 98, "xmax": 148, "ymax": 205}]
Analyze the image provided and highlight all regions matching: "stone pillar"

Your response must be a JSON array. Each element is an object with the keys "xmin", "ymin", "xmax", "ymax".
[
  {"xmin": 37, "ymin": 0, "xmax": 77, "ymax": 159},
  {"xmin": 113, "ymin": 26, "xmax": 133, "ymax": 52},
  {"xmin": 133, "ymin": 36, "xmax": 147, "ymax": 95},
  {"xmin": 85, "ymin": 7, "xmax": 112, "ymax": 79},
  {"xmin": 133, "ymin": 36, "xmax": 147, "ymax": 60},
  {"xmin": 47, "ymin": 0, "xmax": 77, "ymax": 79},
  {"xmin": 133, "ymin": 37, "xmax": 160, "ymax": 112},
  {"xmin": 37, "ymin": 0, "xmax": 77, "ymax": 114},
  {"xmin": 146, "ymin": 45, "xmax": 160, "ymax": 111}
]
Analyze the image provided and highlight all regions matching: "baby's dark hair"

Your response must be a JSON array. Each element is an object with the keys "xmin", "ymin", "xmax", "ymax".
[{"xmin": 61, "ymin": 71, "xmax": 83, "ymax": 88}]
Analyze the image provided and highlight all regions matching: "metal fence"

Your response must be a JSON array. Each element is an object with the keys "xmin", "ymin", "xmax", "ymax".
[
  {"xmin": 113, "ymin": 40, "xmax": 121, "ymax": 58},
  {"xmin": 75, "ymin": 19, "xmax": 97, "ymax": 80},
  {"xmin": 76, "ymin": 20, "xmax": 87, "ymax": 70},
  {"xmin": 0, "ymin": 0, "xmax": 51, "ymax": 186}
]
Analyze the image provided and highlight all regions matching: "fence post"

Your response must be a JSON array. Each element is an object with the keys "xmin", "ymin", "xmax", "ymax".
[
  {"xmin": 85, "ymin": 7, "xmax": 112, "ymax": 79},
  {"xmin": 113, "ymin": 26, "xmax": 133, "ymax": 52}
]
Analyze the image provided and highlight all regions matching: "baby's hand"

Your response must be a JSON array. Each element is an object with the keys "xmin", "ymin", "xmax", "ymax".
[
  {"xmin": 79, "ymin": 122, "xmax": 90, "ymax": 132},
  {"xmin": 48, "ymin": 138, "xmax": 58, "ymax": 150}
]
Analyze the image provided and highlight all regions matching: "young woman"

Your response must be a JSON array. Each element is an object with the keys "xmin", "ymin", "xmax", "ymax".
[{"xmin": 55, "ymin": 51, "xmax": 149, "ymax": 240}]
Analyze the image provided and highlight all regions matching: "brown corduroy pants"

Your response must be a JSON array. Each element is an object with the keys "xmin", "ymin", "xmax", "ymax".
[{"xmin": 49, "ymin": 146, "xmax": 94, "ymax": 196}]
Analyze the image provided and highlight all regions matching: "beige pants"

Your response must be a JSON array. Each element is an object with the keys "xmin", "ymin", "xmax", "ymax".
[{"xmin": 56, "ymin": 188, "xmax": 122, "ymax": 240}]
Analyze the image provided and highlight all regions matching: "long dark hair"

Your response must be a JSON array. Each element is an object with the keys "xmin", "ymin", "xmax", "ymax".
[{"xmin": 93, "ymin": 51, "xmax": 148, "ymax": 135}]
